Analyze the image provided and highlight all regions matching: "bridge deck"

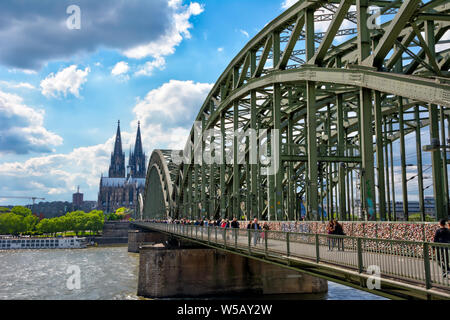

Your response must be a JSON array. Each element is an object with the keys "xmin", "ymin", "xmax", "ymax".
[{"xmin": 135, "ymin": 222, "xmax": 450, "ymax": 300}]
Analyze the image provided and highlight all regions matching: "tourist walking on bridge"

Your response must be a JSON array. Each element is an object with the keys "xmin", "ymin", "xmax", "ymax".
[
  {"xmin": 231, "ymin": 218, "xmax": 240, "ymax": 243},
  {"xmin": 247, "ymin": 218, "xmax": 261, "ymax": 246},
  {"xmin": 261, "ymin": 222, "xmax": 270, "ymax": 242},
  {"xmin": 433, "ymin": 219, "xmax": 450, "ymax": 278}
]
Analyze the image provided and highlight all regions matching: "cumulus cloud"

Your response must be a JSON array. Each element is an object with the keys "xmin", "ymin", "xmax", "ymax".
[
  {"xmin": 0, "ymin": 140, "xmax": 112, "ymax": 200},
  {"xmin": 111, "ymin": 61, "xmax": 130, "ymax": 76},
  {"xmin": 0, "ymin": 89, "xmax": 63, "ymax": 154},
  {"xmin": 133, "ymin": 80, "xmax": 213, "ymax": 128},
  {"xmin": 134, "ymin": 57, "xmax": 166, "ymax": 77},
  {"xmin": 124, "ymin": 2, "xmax": 203, "ymax": 60},
  {"xmin": 40, "ymin": 65, "xmax": 90, "ymax": 98},
  {"xmin": 0, "ymin": 0, "xmax": 176, "ymax": 70},
  {"xmin": 124, "ymin": 1, "xmax": 203, "ymax": 77}
]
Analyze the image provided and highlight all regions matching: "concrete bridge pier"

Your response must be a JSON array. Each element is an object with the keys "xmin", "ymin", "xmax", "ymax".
[
  {"xmin": 128, "ymin": 229, "xmax": 170, "ymax": 253},
  {"xmin": 136, "ymin": 238, "xmax": 328, "ymax": 298}
]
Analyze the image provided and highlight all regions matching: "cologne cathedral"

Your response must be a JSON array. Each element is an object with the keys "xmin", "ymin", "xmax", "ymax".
[{"xmin": 97, "ymin": 121, "xmax": 146, "ymax": 213}]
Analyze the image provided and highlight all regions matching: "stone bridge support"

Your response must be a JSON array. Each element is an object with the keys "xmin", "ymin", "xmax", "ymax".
[
  {"xmin": 128, "ymin": 229, "xmax": 170, "ymax": 253},
  {"xmin": 136, "ymin": 233, "xmax": 328, "ymax": 298}
]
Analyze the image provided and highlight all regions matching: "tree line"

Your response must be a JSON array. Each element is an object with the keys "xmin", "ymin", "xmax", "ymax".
[{"xmin": 0, "ymin": 206, "xmax": 105, "ymax": 236}]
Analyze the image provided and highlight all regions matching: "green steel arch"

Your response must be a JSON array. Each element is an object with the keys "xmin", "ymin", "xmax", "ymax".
[
  {"xmin": 143, "ymin": 149, "xmax": 180, "ymax": 219},
  {"xmin": 144, "ymin": 0, "xmax": 450, "ymax": 222}
]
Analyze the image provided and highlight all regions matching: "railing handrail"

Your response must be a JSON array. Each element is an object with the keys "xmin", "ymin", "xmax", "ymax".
[{"xmin": 135, "ymin": 221, "xmax": 450, "ymax": 248}]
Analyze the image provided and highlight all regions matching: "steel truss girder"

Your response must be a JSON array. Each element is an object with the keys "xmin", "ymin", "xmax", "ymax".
[{"xmin": 143, "ymin": 0, "xmax": 450, "ymax": 222}]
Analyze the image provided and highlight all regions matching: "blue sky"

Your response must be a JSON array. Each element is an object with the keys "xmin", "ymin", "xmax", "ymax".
[
  {"xmin": 0, "ymin": 0, "xmax": 444, "ymax": 207},
  {"xmin": 0, "ymin": 0, "xmax": 295, "ymax": 205}
]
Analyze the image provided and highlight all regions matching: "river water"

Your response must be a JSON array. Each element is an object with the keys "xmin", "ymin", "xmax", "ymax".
[{"xmin": 0, "ymin": 246, "xmax": 386, "ymax": 300}]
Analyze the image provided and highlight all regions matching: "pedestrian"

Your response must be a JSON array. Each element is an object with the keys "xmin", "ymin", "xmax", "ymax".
[
  {"xmin": 333, "ymin": 220, "xmax": 345, "ymax": 251},
  {"xmin": 247, "ymin": 217, "xmax": 261, "ymax": 245},
  {"xmin": 327, "ymin": 219, "xmax": 335, "ymax": 251},
  {"xmin": 433, "ymin": 219, "xmax": 450, "ymax": 278},
  {"xmin": 221, "ymin": 219, "xmax": 227, "ymax": 228},
  {"xmin": 261, "ymin": 222, "xmax": 270, "ymax": 242},
  {"xmin": 231, "ymin": 217, "xmax": 239, "ymax": 242}
]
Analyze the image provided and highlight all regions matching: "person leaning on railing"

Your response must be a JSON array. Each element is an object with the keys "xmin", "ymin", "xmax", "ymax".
[
  {"xmin": 433, "ymin": 219, "xmax": 450, "ymax": 278},
  {"xmin": 333, "ymin": 220, "xmax": 345, "ymax": 252},
  {"xmin": 326, "ymin": 219, "xmax": 335, "ymax": 251}
]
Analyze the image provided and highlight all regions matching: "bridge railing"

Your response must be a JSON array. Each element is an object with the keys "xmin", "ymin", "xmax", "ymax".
[{"xmin": 143, "ymin": 222, "xmax": 450, "ymax": 291}]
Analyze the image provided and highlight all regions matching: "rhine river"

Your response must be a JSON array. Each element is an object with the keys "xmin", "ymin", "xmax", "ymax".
[{"xmin": 0, "ymin": 246, "xmax": 386, "ymax": 300}]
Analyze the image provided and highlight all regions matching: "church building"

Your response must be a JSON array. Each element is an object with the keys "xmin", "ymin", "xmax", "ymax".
[{"xmin": 97, "ymin": 121, "xmax": 146, "ymax": 213}]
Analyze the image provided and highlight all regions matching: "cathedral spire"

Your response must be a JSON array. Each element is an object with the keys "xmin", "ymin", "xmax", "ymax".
[
  {"xmin": 128, "ymin": 121, "xmax": 146, "ymax": 178},
  {"xmin": 113, "ymin": 120, "xmax": 123, "ymax": 156},
  {"xmin": 134, "ymin": 121, "xmax": 143, "ymax": 156},
  {"xmin": 109, "ymin": 120, "xmax": 125, "ymax": 178}
]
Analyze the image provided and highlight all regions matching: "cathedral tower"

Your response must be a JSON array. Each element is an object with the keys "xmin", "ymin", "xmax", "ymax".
[
  {"xmin": 108, "ymin": 120, "xmax": 126, "ymax": 178},
  {"xmin": 128, "ymin": 121, "xmax": 146, "ymax": 178}
]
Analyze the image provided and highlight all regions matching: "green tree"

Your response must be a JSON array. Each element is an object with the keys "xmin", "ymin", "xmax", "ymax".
[
  {"xmin": 11, "ymin": 206, "xmax": 32, "ymax": 217},
  {"xmin": 0, "ymin": 207, "xmax": 10, "ymax": 213},
  {"xmin": 107, "ymin": 212, "xmax": 119, "ymax": 221},
  {"xmin": 23, "ymin": 214, "xmax": 38, "ymax": 234},
  {"xmin": 0, "ymin": 213, "xmax": 27, "ymax": 235},
  {"xmin": 37, "ymin": 219, "xmax": 48, "ymax": 235}
]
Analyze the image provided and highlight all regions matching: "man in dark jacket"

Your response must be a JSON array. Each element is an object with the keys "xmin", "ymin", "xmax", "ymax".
[
  {"xmin": 434, "ymin": 219, "xmax": 450, "ymax": 277},
  {"xmin": 231, "ymin": 218, "xmax": 240, "ymax": 242},
  {"xmin": 231, "ymin": 218, "xmax": 240, "ymax": 228},
  {"xmin": 247, "ymin": 218, "xmax": 261, "ymax": 245}
]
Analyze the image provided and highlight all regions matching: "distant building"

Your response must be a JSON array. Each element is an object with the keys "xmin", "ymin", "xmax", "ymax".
[
  {"xmin": 353, "ymin": 197, "xmax": 436, "ymax": 220},
  {"xmin": 72, "ymin": 186, "xmax": 84, "ymax": 210},
  {"xmin": 27, "ymin": 200, "xmax": 97, "ymax": 219},
  {"xmin": 97, "ymin": 121, "xmax": 146, "ymax": 214}
]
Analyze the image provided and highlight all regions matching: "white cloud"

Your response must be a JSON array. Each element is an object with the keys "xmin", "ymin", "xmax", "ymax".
[
  {"xmin": 0, "ymin": 81, "xmax": 35, "ymax": 90},
  {"xmin": 40, "ymin": 65, "xmax": 90, "ymax": 98},
  {"xmin": 436, "ymin": 30, "xmax": 450, "ymax": 53},
  {"xmin": 8, "ymin": 69, "xmax": 38, "ymax": 75},
  {"xmin": 281, "ymin": 0, "xmax": 299, "ymax": 9},
  {"xmin": 111, "ymin": 61, "xmax": 130, "ymax": 76},
  {"xmin": 124, "ymin": 1, "xmax": 204, "ymax": 77},
  {"xmin": 134, "ymin": 57, "xmax": 166, "ymax": 77},
  {"xmin": 217, "ymin": 47, "xmax": 224, "ymax": 52},
  {"xmin": 314, "ymin": 6, "xmax": 356, "ymax": 35},
  {"xmin": 133, "ymin": 80, "xmax": 213, "ymax": 127},
  {"xmin": 124, "ymin": 2, "xmax": 204, "ymax": 59},
  {"xmin": 132, "ymin": 79, "xmax": 213, "ymax": 159},
  {"xmin": 0, "ymin": 89, "xmax": 63, "ymax": 154},
  {"xmin": 240, "ymin": 29, "xmax": 249, "ymax": 38}
]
